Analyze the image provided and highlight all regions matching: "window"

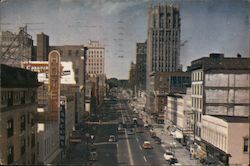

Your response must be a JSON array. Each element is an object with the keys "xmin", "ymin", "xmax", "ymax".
[
  {"xmin": 20, "ymin": 115, "xmax": 26, "ymax": 132},
  {"xmin": 7, "ymin": 91, "xmax": 13, "ymax": 106},
  {"xmin": 68, "ymin": 50, "xmax": 72, "ymax": 56},
  {"xmin": 31, "ymin": 116, "xmax": 35, "ymax": 127},
  {"xmin": 243, "ymin": 138, "xmax": 249, "ymax": 152},
  {"xmin": 31, "ymin": 133, "xmax": 35, "ymax": 148},
  {"xmin": 7, "ymin": 119, "xmax": 14, "ymax": 138},
  {"xmin": 21, "ymin": 138, "xmax": 26, "ymax": 155},
  {"xmin": 7, "ymin": 146, "xmax": 14, "ymax": 164}
]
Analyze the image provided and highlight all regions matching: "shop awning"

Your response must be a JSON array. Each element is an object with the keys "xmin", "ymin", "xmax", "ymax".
[{"xmin": 174, "ymin": 130, "xmax": 183, "ymax": 139}]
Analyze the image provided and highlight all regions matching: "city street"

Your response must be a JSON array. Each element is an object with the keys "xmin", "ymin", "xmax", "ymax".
[{"xmin": 63, "ymin": 96, "xmax": 168, "ymax": 166}]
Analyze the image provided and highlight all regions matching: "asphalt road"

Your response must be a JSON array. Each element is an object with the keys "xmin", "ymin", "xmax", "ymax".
[{"xmin": 63, "ymin": 98, "xmax": 167, "ymax": 166}]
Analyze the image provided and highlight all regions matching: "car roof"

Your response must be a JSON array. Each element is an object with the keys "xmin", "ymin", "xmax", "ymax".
[{"xmin": 144, "ymin": 141, "xmax": 150, "ymax": 144}]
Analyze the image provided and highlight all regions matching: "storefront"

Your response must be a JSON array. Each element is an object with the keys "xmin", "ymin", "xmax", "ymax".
[{"xmin": 202, "ymin": 140, "xmax": 230, "ymax": 166}]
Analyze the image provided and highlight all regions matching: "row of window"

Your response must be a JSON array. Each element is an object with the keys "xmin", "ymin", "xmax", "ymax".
[
  {"xmin": 7, "ymin": 133, "xmax": 35, "ymax": 164},
  {"xmin": 194, "ymin": 111, "xmax": 202, "ymax": 124},
  {"xmin": 1, "ymin": 90, "xmax": 36, "ymax": 107},
  {"xmin": 7, "ymin": 114, "xmax": 35, "ymax": 138},
  {"xmin": 192, "ymin": 71, "xmax": 203, "ymax": 81},
  {"xmin": 192, "ymin": 84, "xmax": 203, "ymax": 96},
  {"xmin": 88, "ymin": 50, "xmax": 104, "ymax": 55},
  {"xmin": 192, "ymin": 98, "xmax": 203, "ymax": 110},
  {"xmin": 89, "ymin": 71, "xmax": 103, "ymax": 74},
  {"xmin": 87, "ymin": 63, "xmax": 103, "ymax": 66}
]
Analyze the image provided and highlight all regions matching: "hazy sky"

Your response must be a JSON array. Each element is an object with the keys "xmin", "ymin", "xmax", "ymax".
[{"xmin": 0, "ymin": 0, "xmax": 249, "ymax": 79}]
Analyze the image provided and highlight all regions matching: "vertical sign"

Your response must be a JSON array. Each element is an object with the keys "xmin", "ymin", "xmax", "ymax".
[
  {"xmin": 48, "ymin": 50, "xmax": 61, "ymax": 120},
  {"xmin": 59, "ymin": 96, "xmax": 66, "ymax": 148}
]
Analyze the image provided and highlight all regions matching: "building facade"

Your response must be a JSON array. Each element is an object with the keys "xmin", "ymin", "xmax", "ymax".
[
  {"xmin": 165, "ymin": 88, "xmax": 193, "ymax": 144},
  {"xmin": 36, "ymin": 33, "xmax": 49, "ymax": 61},
  {"xmin": 0, "ymin": 27, "xmax": 34, "ymax": 67},
  {"xmin": 129, "ymin": 62, "xmax": 137, "ymax": 94},
  {"xmin": 136, "ymin": 42, "xmax": 147, "ymax": 90},
  {"xmin": 146, "ymin": 4, "xmax": 181, "ymax": 112},
  {"xmin": 0, "ymin": 64, "xmax": 38, "ymax": 165},
  {"xmin": 202, "ymin": 115, "xmax": 249, "ymax": 165},
  {"xmin": 190, "ymin": 53, "xmax": 250, "ymax": 163},
  {"xmin": 86, "ymin": 40, "xmax": 105, "ymax": 75},
  {"xmin": 51, "ymin": 45, "xmax": 86, "ymax": 124},
  {"xmin": 149, "ymin": 71, "xmax": 191, "ymax": 113}
]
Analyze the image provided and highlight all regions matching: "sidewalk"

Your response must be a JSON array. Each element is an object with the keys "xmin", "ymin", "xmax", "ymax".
[
  {"xmin": 154, "ymin": 127, "xmax": 201, "ymax": 165},
  {"xmin": 138, "ymin": 109, "xmax": 201, "ymax": 166}
]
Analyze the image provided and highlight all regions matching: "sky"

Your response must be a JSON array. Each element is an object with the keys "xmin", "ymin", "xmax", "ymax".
[{"xmin": 0, "ymin": 0, "xmax": 249, "ymax": 79}]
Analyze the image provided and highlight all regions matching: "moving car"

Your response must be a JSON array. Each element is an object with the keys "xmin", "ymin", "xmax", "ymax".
[
  {"xmin": 127, "ymin": 129, "xmax": 135, "ymax": 135},
  {"xmin": 88, "ymin": 151, "xmax": 98, "ymax": 161},
  {"xmin": 108, "ymin": 135, "xmax": 116, "ymax": 142},
  {"xmin": 163, "ymin": 151, "xmax": 174, "ymax": 161},
  {"xmin": 142, "ymin": 141, "xmax": 153, "ymax": 149}
]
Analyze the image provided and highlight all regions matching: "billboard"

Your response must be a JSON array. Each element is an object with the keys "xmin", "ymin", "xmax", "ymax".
[{"xmin": 21, "ymin": 61, "xmax": 76, "ymax": 84}]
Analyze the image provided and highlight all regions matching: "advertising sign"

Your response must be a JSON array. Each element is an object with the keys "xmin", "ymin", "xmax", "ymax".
[
  {"xmin": 48, "ymin": 50, "xmax": 61, "ymax": 120},
  {"xmin": 59, "ymin": 96, "xmax": 66, "ymax": 148},
  {"xmin": 21, "ymin": 61, "xmax": 76, "ymax": 84}
]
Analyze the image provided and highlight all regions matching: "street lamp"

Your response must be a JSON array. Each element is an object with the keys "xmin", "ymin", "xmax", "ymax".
[{"xmin": 85, "ymin": 132, "xmax": 90, "ymax": 165}]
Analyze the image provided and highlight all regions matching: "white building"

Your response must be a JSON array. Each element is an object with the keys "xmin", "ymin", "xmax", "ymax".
[
  {"xmin": 190, "ymin": 53, "xmax": 250, "ymax": 164},
  {"xmin": 86, "ymin": 41, "xmax": 105, "ymax": 75},
  {"xmin": 202, "ymin": 115, "xmax": 249, "ymax": 165},
  {"xmin": 165, "ymin": 88, "xmax": 193, "ymax": 144}
]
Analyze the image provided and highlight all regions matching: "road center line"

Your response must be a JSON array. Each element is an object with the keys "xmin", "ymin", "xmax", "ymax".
[
  {"xmin": 122, "ymin": 111, "xmax": 134, "ymax": 165},
  {"xmin": 143, "ymin": 156, "xmax": 147, "ymax": 162},
  {"xmin": 139, "ymin": 145, "xmax": 142, "ymax": 151}
]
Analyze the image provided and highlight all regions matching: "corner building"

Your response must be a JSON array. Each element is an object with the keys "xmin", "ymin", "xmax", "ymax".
[{"xmin": 0, "ymin": 64, "xmax": 39, "ymax": 165}]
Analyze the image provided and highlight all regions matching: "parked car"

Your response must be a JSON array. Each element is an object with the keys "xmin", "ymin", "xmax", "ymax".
[
  {"xmin": 169, "ymin": 157, "xmax": 179, "ymax": 165},
  {"xmin": 142, "ymin": 141, "xmax": 153, "ymax": 149},
  {"xmin": 88, "ymin": 151, "xmax": 98, "ymax": 161},
  {"xmin": 135, "ymin": 127, "xmax": 144, "ymax": 133},
  {"xmin": 108, "ymin": 135, "xmax": 116, "ymax": 142},
  {"xmin": 163, "ymin": 151, "xmax": 174, "ymax": 161},
  {"xmin": 150, "ymin": 131, "xmax": 156, "ymax": 138},
  {"xmin": 154, "ymin": 136, "xmax": 161, "ymax": 144}
]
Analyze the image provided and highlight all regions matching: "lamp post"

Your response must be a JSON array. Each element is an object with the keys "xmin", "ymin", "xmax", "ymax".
[{"xmin": 85, "ymin": 132, "xmax": 90, "ymax": 166}]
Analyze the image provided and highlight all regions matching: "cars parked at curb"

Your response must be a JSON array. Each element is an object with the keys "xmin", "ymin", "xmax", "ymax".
[
  {"xmin": 163, "ymin": 150, "xmax": 174, "ymax": 161},
  {"xmin": 108, "ymin": 135, "xmax": 116, "ymax": 142},
  {"xmin": 143, "ymin": 141, "xmax": 153, "ymax": 149}
]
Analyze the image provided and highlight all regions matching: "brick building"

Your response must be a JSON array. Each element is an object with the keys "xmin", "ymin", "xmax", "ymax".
[{"xmin": 0, "ymin": 64, "xmax": 39, "ymax": 165}]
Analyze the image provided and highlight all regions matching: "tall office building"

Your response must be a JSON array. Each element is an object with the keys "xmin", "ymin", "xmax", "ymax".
[
  {"xmin": 146, "ymin": 4, "xmax": 181, "ymax": 112},
  {"xmin": 136, "ymin": 42, "xmax": 147, "ymax": 90},
  {"xmin": 86, "ymin": 40, "xmax": 105, "ymax": 75},
  {"xmin": 36, "ymin": 33, "xmax": 49, "ymax": 61},
  {"xmin": 147, "ymin": 4, "xmax": 181, "ymax": 74}
]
